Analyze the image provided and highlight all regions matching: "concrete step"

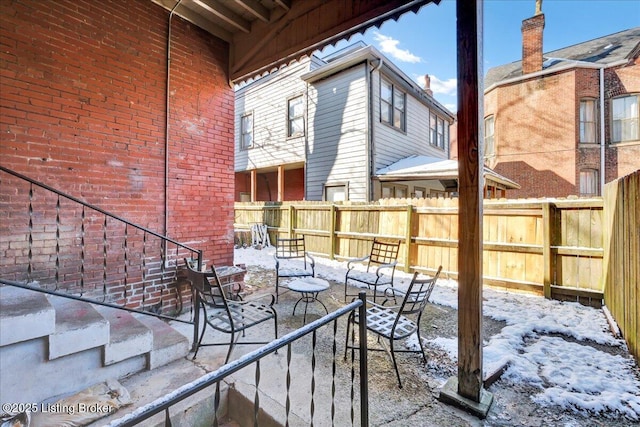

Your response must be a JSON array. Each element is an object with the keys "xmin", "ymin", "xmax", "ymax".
[
  {"xmin": 94, "ymin": 306, "xmax": 153, "ymax": 365},
  {"xmin": 1, "ymin": 286, "xmax": 194, "ymax": 408},
  {"xmin": 48, "ymin": 295, "xmax": 109, "ymax": 359},
  {"xmin": 133, "ymin": 313, "xmax": 190, "ymax": 369},
  {"xmin": 0, "ymin": 285, "xmax": 55, "ymax": 346}
]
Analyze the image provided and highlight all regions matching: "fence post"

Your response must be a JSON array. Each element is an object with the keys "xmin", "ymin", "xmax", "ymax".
[
  {"xmin": 358, "ymin": 291, "xmax": 369, "ymax": 427},
  {"xmin": 542, "ymin": 202, "xmax": 557, "ymax": 299},
  {"xmin": 288, "ymin": 204, "xmax": 294, "ymax": 238},
  {"xmin": 329, "ymin": 204, "xmax": 336, "ymax": 260},
  {"xmin": 404, "ymin": 204, "xmax": 413, "ymax": 273}
]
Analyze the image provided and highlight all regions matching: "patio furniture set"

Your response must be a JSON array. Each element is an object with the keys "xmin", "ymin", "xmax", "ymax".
[{"xmin": 184, "ymin": 236, "xmax": 442, "ymax": 387}]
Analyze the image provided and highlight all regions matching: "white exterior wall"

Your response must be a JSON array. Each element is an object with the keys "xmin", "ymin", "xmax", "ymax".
[
  {"xmin": 371, "ymin": 70, "xmax": 449, "ymax": 172},
  {"xmin": 306, "ymin": 64, "xmax": 369, "ymax": 201},
  {"xmin": 235, "ymin": 57, "xmax": 323, "ymax": 172}
]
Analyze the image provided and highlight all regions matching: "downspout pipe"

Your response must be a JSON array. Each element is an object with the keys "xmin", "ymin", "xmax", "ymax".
[
  {"xmin": 164, "ymin": 0, "xmax": 183, "ymax": 237},
  {"xmin": 368, "ymin": 58, "xmax": 383, "ymax": 201}
]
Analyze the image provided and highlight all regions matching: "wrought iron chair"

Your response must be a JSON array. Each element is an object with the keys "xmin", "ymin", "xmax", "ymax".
[
  {"xmin": 274, "ymin": 236, "xmax": 315, "ymax": 303},
  {"xmin": 184, "ymin": 260, "xmax": 278, "ymax": 363},
  {"xmin": 344, "ymin": 238, "xmax": 401, "ymax": 303},
  {"xmin": 344, "ymin": 266, "xmax": 442, "ymax": 388}
]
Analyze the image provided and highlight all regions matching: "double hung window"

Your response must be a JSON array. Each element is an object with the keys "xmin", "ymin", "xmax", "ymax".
[
  {"xmin": 381, "ymin": 78, "xmax": 406, "ymax": 131},
  {"xmin": 579, "ymin": 99, "xmax": 597, "ymax": 143},
  {"xmin": 612, "ymin": 95, "xmax": 639, "ymax": 143},
  {"xmin": 240, "ymin": 113, "xmax": 253, "ymax": 149},
  {"xmin": 288, "ymin": 95, "xmax": 304, "ymax": 137},
  {"xmin": 579, "ymin": 169, "xmax": 599, "ymax": 196},
  {"xmin": 484, "ymin": 115, "xmax": 495, "ymax": 157}
]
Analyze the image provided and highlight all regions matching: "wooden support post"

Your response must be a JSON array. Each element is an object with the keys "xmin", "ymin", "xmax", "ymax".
[
  {"xmin": 542, "ymin": 202, "xmax": 557, "ymax": 299},
  {"xmin": 250, "ymin": 169, "xmax": 257, "ymax": 202},
  {"xmin": 439, "ymin": 0, "xmax": 493, "ymax": 418},
  {"xmin": 277, "ymin": 164, "xmax": 285, "ymax": 202},
  {"xmin": 404, "ymin": 204, "xmax": 413, "ymax": 273}
]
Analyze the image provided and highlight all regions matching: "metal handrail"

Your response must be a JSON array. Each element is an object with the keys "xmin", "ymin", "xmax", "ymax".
[
  {"xmin": 0, "ymin": 278, "xmax": 193, "ymax": 325},
  {"xmin": 0, "ymin": 165, "xmax": 204, "ymax": 345},
  {"xmin": 107, "ymin": 293, "xmax": 370, "ymax": 427},
  {"xmin": 0, "ymin": 165, "xmax": 199, "ymax": 251}
]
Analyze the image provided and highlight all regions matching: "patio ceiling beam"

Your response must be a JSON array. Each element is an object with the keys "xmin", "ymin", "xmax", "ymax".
[
  {"xmin": 232, "ymin": 0, "xmax": 271, "ymax": 22},
  {"xmin": 191, "ymin": 0, "xmax": 251, "ymax": 33}
]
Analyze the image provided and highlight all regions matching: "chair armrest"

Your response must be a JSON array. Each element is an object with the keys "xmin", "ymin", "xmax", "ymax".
[
  {"xmin": 375, "ymin": 260, "xmax": 398, "ymax": 276},
  {"xmin": 239, "ymin": 292, "xmax": 276, "ymax": 307},
  {"xmin": 365, "ymin": 299, "xmax": 399, "ymax": 311},
  {"xmin": 382, "ymin": 286, "xmax": 405, "ymax": 304},
  {"xmin": 305, "ymin": 253, "xmax": 315, "ymax": 269},
  {"xmin": 347, "ymin": 255, "xmax": 370, "ymax": 270}
]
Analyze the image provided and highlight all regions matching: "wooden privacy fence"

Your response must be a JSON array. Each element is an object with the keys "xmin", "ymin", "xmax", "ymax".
[
  {"xmin": 602, "ymin": 170, "xmax": 639, "ymax": 361},
  {"xmin": 235, "ymin": 197, "xmax": 605, "ymax": 306}
]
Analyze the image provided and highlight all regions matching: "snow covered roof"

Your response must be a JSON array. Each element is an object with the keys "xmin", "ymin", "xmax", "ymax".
[{"xmin": 376, "ymin": 155, "xmax": 521, "ymax": 189}]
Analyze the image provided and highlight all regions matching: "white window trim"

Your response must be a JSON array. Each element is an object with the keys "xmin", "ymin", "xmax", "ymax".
[
  {"xmin": 484, "ymin": 115, "xmax": 495, "ymax": 158},
  {"xmin": 287, "ymin": 95, "xmax": 305, "ymax": 138},
  {"xmin": 323, "ymin": 182, "xmax": 348, "ymax": 202},
  {"xmin": 612, "ymin": 94, "xmax": 639, "ymax": 143},
  {"xmin": 240, "ymin": 112, "xmax": 254, "ymax": 150},
  {"xmin": 380, "ymin": 77, "xmax": 406, "ymax": 132}
]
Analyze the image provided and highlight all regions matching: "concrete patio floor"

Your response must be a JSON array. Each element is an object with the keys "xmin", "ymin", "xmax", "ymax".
[{"xmin": 92, "ymin": 264, "xmax": 637, "ymax": 427}]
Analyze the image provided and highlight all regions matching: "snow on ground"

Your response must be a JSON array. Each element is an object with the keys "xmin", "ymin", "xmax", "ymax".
[{"xmin": 234, "ymin": 246, "xmax": 640, "ymax": 420}]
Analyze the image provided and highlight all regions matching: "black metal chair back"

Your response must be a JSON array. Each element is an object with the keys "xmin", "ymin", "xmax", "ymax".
[
  {"xmin": 184, "ymin": 260, "xmax": 277, "ymax": 363},
  {"xmin": 274, "ymin": 236, "xmax": 315, "ymax": 303},
  {"xmin": 367, "ymin": 239, "xmax": 400, "ymax": 271},
  {"xmin": 345, "ymin": 266, "xmax": 442, "ymax": 388}
]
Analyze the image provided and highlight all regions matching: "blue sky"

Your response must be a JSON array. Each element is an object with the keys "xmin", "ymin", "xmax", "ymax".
[{"xmin": 318, "ymin": 0, "xmax": 640, "ymax": 113}]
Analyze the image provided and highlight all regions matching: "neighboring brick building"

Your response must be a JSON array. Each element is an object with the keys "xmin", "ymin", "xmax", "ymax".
[
  {"xmin": 0, "ymin": 0, "xmax": 235, "ymax": 266},
  {"xmin": 484, "ymin": 11, "xmax": 640, "ymax": 198}
]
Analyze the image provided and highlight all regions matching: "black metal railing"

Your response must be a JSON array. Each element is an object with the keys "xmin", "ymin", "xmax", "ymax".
[
  {"xmin": 0, "ymin": 165, "xmax": 203, "ymax": 345},
  {"xmin": 106, "ymin": 294, "xmax": 369, "ymax": 427}
]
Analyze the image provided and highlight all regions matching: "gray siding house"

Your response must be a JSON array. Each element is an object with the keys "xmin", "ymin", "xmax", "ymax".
[{"xmin": 234, "ymin": 43, "xmax": 456, "ymax": 202}]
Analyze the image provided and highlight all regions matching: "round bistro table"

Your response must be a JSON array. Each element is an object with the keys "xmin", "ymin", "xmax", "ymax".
[{"xmin": 287, "ymin": 277, "xmax": 330, "ymax": 324}]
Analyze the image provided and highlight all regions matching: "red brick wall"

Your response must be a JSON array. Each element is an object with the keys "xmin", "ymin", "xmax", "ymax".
[
  {"xmin": 1, "ymin": 0, "xmax": 234, "ymax": 279},
  {"xmin": 521, "ymin": 14, "xmax": 544, "ymax": 74},
  {"xmin": 234, "ymin": 168, "xmax": 305, "ymax": 201},
  {"xmin": 604, "ymin": 63, "xmax": 640, "ymax": 180},
  {"xmin": 486, "ymin": 63, "xmax": 640, "ymax": 198},
  {"xmin": 487, "ymin": 71, "xmax": 578, "ymax": 198}
]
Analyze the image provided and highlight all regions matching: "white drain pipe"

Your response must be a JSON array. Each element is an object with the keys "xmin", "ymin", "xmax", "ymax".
[{"xmin": 164, "ymin": 0, "xmax": 183, "ymax": 236}]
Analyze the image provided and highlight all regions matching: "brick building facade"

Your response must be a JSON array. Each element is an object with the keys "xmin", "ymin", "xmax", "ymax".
[
  {"xmin": 0, "ymin": 0, "xmax": 235, "ymax": 269},
  {"xmin": 484, "ymin": 13, "xmax": 640, "ymax": 198}
]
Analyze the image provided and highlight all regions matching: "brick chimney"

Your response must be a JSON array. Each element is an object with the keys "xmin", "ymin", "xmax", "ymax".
[
  {"xmin": 521, "ymin": 5, "xmax": 545, "ymax": 74},
  {"xmin": 424, "ymin": 74, "xmax": 433, "ymax": 97}
]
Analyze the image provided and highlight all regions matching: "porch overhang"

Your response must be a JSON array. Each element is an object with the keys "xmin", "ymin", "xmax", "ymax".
[
  {"xmin": 151, "ymin": 0, "xmax": 440, "ymax": 83},
  {"xmin": 376, "ymin": 156, "xmax": 521, "ymax": 190}
]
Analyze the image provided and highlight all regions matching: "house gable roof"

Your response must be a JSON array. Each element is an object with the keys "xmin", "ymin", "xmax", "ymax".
[
  {"xmin": 301, "ymin": 45, "xmax": 455, "ymax": 121},
  {"xmin": 485, "ymin": 27, "xmax": 640, "ymax": 89}
]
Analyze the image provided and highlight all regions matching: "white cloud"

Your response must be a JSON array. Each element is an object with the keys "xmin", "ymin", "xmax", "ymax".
[
  {"xmin": 373, "ymin": 32, "xmax": 422, "ymax": 64},
  {"xmin": 416, "ymin": 74, "xmax": 457, "ymax": 97},
  {"xmin": 430, "ymin": 75, "xmax": 458, "ymax": 96}
]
